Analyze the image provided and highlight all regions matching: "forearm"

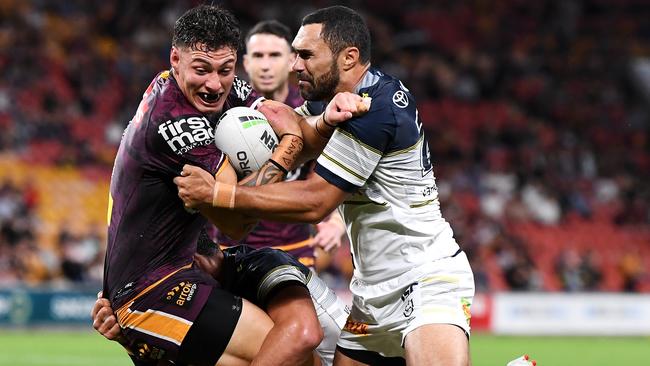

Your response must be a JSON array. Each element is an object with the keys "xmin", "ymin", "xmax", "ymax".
[
  {"xmin": 234, "ymin": 179, "xmax": 329, "ymax": 223},
  {"xmin": 296, "ymin": 115, "xmax": 334, "ymax": 164}
]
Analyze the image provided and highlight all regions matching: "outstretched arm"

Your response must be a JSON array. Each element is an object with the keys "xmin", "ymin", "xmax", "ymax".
[{"xmin": 177, "ymin": 166, "xmax": 349, "ymax": 224}]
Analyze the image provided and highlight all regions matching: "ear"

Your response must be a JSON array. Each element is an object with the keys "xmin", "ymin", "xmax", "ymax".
[
  {"xmin": 170, "ymin": 47, "xmax": 180, "ymax": 71},
  {"xmin": 340, "ymin": 46, "xmax": 360, "ymax": 71}
]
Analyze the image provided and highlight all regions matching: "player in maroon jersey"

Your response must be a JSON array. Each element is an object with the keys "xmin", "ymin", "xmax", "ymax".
[{"xmin": 101, "ymin": 5, "xmax": 322, "ymax": 366}]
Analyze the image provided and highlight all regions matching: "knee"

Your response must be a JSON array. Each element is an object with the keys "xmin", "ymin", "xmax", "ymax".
[{"xmin": 286, "ymin": 316, "xmax": 324, "ymax": 352}]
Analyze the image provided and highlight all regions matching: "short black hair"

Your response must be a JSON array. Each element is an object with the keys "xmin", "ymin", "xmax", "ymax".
[
  {"xmin": 302, "ymin": 6, "xmax": 371, "ymax": 64},
  {"xmin": 245, "ymin": 20, "xmax": 293, "ymax": 48},
  {"xmin": 172, "ymin": 5, "xmax": 240, "ymax": 52}
]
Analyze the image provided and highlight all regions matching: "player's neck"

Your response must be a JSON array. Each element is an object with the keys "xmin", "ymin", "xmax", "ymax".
[
  {"xmin": 262, "ymin": 82, "xmax": 290, "ymax": 103},
  {"xmin": 338, "ymin": 63, "xmax": 371, "ymax": 95}
]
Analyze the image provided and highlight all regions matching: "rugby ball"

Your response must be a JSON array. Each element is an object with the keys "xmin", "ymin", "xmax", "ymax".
[{"xmin": 214, "ymin": 106, "xmax": 278, "ymax": 178}]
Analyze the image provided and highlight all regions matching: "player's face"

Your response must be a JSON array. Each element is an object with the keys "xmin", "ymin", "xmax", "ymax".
[
  {"xmin": 243, "ymin": 34, "xmax": 295, "ymax": 96},
  {"xmin": 292, "ymin": 24, "xmax": 340, "ymax": 101},
  {"xmin": 170, "ymin": 45, "xmax": 237, "ymax": 115}
]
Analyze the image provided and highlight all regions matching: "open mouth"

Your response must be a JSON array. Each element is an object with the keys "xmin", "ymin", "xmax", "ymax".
[{"xmin": 198, "ymin": 92, "xmax": 222, "ymax": 104}]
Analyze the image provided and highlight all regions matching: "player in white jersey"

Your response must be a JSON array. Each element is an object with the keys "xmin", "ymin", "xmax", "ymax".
[{"xmin": 175, "ymin": 6, "xmax": 475, "ymax": 366}]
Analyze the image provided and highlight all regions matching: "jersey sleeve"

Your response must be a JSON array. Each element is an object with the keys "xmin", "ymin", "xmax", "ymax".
[
  {"xmin": 314, "ymin": 96, "xmax": 396, "ymax": 192},
  {"xmin": 227, "ymin": 76, "xmax": 264, "ymax": 108},
  {"xmin": 295, "ymin": 100, "xmax": 326, "ymax": 117}
]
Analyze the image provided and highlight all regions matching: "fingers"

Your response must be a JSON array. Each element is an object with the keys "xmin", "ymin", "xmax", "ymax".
[
  {"xmin": 325, "ymin": 92, "xmax": 370, "ymax": 124},
  {"xmin": 355, "ymin": 97, "xmax": 372, "ymax": 115},
  {"xmin": 90, "ymin": 296, "xmax": 108, "ymax": 319},
  {"xmin": 326, "ymin": 110, "xmax": 353, "ymax": 125},
  {"xmin": 323, "ymin": 238, "xmax": 342, "ymax": 252},
  {"xmin": 93, "ymin": 306, "xmax": 120, "ymax": 340}
]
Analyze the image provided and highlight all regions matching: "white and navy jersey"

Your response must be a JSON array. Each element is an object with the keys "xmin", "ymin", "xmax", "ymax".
[{"xmin": 307, "ymin": 68, "xmax": 461, "ymax": 284}]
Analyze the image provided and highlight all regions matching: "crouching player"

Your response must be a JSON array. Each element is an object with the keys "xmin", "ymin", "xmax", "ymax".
[
  {"xmin": 194, "ymin": 230, "xmax": 348, "ymax": 366},
  {"xmin": 92, "ymin": 230, "xmax": 348, "ymax": 366}
]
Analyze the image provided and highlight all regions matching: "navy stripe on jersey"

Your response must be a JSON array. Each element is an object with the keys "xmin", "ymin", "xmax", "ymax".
[{"xmin": 314, "ymin": 162, "xmax": 358, "ymax": 193}]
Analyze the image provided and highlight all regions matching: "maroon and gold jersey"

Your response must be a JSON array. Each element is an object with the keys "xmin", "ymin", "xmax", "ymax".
[
  {"xmin": 216, "ymin": 85, "xmax": 316, "ymax": 266},
  {"xmin": 103, "ymin": 70, "xmax": 257, "ymax": 308}
]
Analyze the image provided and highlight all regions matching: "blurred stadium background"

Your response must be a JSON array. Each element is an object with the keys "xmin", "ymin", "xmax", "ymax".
[{"xmin": 0, "ymin": 0, "xmax": 649, "ymax": 365}]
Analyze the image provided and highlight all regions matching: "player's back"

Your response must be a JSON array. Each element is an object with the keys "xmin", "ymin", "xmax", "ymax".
[{"xmin": 103, "ymin": 70, "xmax": 249, "ymax": 307}]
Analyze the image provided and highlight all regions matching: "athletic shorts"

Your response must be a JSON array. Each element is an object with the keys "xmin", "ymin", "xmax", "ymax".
[
  {"xmin": 307, "ymin": 271, "xmax": 350, "ymax": 366},
  {"xmin": 337, "ymin": 250, "xmax": 475, "ymax": 359},
  {"xmin": 115, "ymin": 264, "xmax": 242, "ymax": 365}
]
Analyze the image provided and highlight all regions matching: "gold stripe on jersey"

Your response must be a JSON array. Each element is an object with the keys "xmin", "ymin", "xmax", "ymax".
[
  {"xmin": 320, "ymin": 152, "xmax": 367, "ymax": 182},
  {"xmin": 106, "ymin": 193, "xmax": 113, "ymax": 225},
  {"xmin": 120, "ymin": 309, "xmax": 192, "ymax": 346},
  {"xmin": 384, "ymin": 135, "xmax": 424, "ymax": 157},
  {"xmin": 410, "ymin": 198, "xmax": 437, "ymax": 208},
  {"xmin": 219, "ymin": 237, "xmax": 313, "ymax": 252},
  {"xmin": 215, "ymin": 156, "xmax": 230, "ymax": 178},
  {"xmin": 298, "ymin": 257, "xmax": 315, "ymax": 267},
  {"xmin": 336, "ymin": 128, "xmax": 382, "ymax": 156},
  {"xmin": 420, "ymin": 275, "xmax": 460, "ymax": 285},
  {"xmin": 116, "ymin": 262, "xmax": 193, "ymax": 321}
]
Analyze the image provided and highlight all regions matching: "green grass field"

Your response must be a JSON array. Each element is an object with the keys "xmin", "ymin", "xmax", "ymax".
[{"xmin": 0, "ymin": 330, "xmax": 647, "ymax": 365}]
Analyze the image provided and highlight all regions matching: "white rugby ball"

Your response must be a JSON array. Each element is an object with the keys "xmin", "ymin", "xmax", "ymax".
[{"xmin": 214, "ymin": 106, "xmax": 278, "ymax": 177}]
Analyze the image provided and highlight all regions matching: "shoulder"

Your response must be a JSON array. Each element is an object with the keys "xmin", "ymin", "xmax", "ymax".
[
  {"xmin": 225, "ymin": 76, "xmax": 257, "ymax": 108},
  {"xmin": 150, "ymin": 70, "xmax": 204, "ymax": 122},
  {"xmin": 358, "ymin": 68, "xmax": 415, "ymax": 121},
  {"xmin": 348, "ymin": 69, "xmax": 418, "ymax": 136}
]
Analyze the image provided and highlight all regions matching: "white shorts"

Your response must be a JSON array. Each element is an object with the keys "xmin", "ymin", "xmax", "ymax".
[
  {"xmin": 337, "ymin": 251, "xmax": 475, "ymax": 358},
  {"xmin": 307, "ymin": 271, "xmax": 350, "ymax": 366}
]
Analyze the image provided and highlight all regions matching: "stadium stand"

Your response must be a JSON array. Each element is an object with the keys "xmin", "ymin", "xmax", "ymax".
[{"xmin": 0, "ymin": 0, "xmax": 648, "ymax": 292}]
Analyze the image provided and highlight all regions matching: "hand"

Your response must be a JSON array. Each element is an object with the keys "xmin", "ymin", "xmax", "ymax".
[
  {"xmin": 174, "ymin": 165, "xmax": 215, "ymax": 209},
  {"xmin": 311, "ymin": 215, "xmax": 346, "ymax": 253},
  {"xmin": 324, "ymin": 92, "xmax": 372, "ymax": 125},
  {"xmin": 91, "ymin": 291, "xmax": 121, "ymax": 341},
  {"xmin": 257, "ymin": 99, "xmax": 304, "ymax": 138}
]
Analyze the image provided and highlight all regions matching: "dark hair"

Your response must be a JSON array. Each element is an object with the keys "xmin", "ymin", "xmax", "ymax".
[
  {"xmin": 245, "ymin": 20, "xmax": 293, "ymax": 48},
  {"xmin": 302, "ymin": 6, "xmax": 371, "ymax": 64},
  {"xmin": 196, "ymin": 229, "xmax": 217, "ymax": 256},
  {"xmin": 172, "ymin": 5, "xmax": 240, "ymax": 52}
]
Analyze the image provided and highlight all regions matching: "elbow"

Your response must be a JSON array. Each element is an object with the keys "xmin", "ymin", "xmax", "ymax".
[
  {"xmin": 303, "ymin": 204, "xmax": 331, "ymax": 224},
  {"xmin": 302, "ymin": 197, "xmax": 337, "ymax": 224}
]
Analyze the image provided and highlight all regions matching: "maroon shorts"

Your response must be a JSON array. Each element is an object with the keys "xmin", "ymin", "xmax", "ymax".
[{"xmin": 116, "ymin": 264, "xmax": 242, "ymax": 364}]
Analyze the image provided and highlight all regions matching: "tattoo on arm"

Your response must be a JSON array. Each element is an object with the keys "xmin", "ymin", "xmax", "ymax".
[
  {"xmin": 239, "ymin": 163, "xmax": 285, "ymax": 187},
  {"xmin": 280, "ymin": 136, "xmax": 303, "ymax": 168}
]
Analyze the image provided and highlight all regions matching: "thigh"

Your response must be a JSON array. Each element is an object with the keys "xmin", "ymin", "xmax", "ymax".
[
  {"xmin": 216, "ymin": 297, "xmax": 274, "ymax": 366},
  {"xmin": 404, "ymin": 324, "xmax": 468, "ymax": 366},
  {"xmin": 333, "ymin": 347, "xmax": 369, "ymax": 366},
  {"xmin": 176, "ymin": 286, "xmax": 253, "ymax": 366},
  {"xmin": 402, "ymin": 252, "xmax": 475, "ymax": 341}
]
